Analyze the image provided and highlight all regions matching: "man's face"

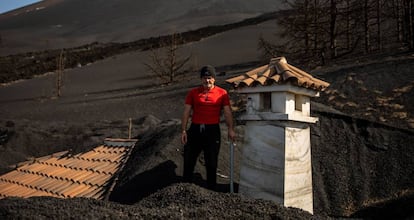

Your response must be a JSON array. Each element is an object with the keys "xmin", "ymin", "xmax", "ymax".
[{"xmin": 201, "ymin": 76, "xmax": 215, "ymax": 89}]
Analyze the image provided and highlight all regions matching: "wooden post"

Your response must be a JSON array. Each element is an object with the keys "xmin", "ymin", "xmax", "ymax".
[{"xmin": 128, "ymin": 118, "xmax": 132, "ymax": 139}]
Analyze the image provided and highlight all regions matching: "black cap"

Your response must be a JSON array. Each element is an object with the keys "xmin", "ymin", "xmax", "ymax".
[{"xmin": 200, "ymin": 65, "xmax": 216, "ymax": 78}]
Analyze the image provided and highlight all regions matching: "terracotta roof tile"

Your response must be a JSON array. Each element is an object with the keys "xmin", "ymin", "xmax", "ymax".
[
  {"xmin": 81, "ymin": 187, "xmax": 104, "ymax": 198},
  {"xmin": 0, "ymin": 138, "xmax": 137, "ymax": 200},
  {"xmin": 226, "ymin": 57, "xmax": 329, "ymax": 91}
]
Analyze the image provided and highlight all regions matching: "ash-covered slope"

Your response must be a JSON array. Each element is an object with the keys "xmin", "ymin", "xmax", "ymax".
[
  {"xmin": 311, "ymin": 110, "xmax": 414, "ymax": 219},
  {"xmin": 0, "ymin": 0, "xmax": 285, "ymax": 55}
]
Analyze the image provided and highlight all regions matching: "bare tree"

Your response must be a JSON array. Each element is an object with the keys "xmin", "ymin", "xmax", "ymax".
[
  {"xmin": 258, "ymin": 36, "xmax": 280, "ymax": 60},
  {"xmin": 304, "ymin": 0, "xmax": 311, "ymax": 53},
  {"xmin": 329, "ymin": 0, "xmax": 338, "ymax": 57},
  {"xmin": 387, "ymin": 0, "xmax": 414, "ymax": 49},
  {"xmin": 345, "ymin": 0, "xmax": 351, "ymax": 50},
  {"xmin": 144, "ymin": 33, "xmax": 192, "ymax": 85},
  {"xmin": 259, "ymin": 0, "xmax": 414, "ymax": 67},
  {"xmin": 389, "ymin": 0, "xmax": 403, "ymax": 42},
  {"xmin": 406, "ymin": 0, "xmax": 414, "ymax": 49},
  {"xmin": 313, "ymin": 0, "xmax": 321, "ymax": 51},
  {"xmin": 260, "ymin": 0, "xmax": 335, "ymax": 64},
  {"xmin": 55, "ymin": 50, "xmax": 65, "ymax": 97},
  {"xmin": 376, "ymin": 0, "xmax": 382, "ymax": 50},
  {"xmin": 364, "ymin": 0, "xmax": 371, "ymax": 53}
]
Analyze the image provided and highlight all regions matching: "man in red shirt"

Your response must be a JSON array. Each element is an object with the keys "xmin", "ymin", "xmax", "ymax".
[{"xmin": 181, "ymin": 65, "xmax": 236, "ymax": 190}]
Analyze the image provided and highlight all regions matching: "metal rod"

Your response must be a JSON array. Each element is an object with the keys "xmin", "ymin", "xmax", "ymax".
[{"xmin": 230, "ymin": 141, "xmax": 234, "ymax": 193}]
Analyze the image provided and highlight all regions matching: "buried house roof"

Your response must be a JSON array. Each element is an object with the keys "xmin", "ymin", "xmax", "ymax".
[
  {"xmin": 0, "ymin": 138, "xmax": 137, "ymax": 200},
  {"xmin": 226, "ymin": 57, "xmax": 329, "ymax": 91}
]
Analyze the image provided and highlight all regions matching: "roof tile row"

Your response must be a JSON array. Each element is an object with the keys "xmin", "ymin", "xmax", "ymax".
[
  {"xmin": 0, "ymin": 138, "xmax": 137, "ymax": 200},
  {"xmin": 226, "ymin": 57, "xmax": 330, "ymax": 91}
]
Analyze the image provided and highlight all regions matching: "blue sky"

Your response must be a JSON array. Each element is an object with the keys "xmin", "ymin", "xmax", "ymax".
[{"xmin": 0, "ymin": 0, "xmax": 41, "ymax": 14}]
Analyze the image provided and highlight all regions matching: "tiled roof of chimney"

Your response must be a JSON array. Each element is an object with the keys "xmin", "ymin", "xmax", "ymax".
[
  {"xmin": 226, "ymin": 57, "xmax": 329, "ymax": 91},
  {"xmin": 0, "ymin": 138, "xmax": 137, "ymax": 200}
]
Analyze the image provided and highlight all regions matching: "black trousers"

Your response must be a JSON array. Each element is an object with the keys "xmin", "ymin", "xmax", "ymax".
[{"xmin": 183, "ymin": 123, "xmax": 221, "ymax": 189}]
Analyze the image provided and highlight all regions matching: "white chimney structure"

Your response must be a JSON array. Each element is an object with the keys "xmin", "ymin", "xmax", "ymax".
[{"xmin": 226, "ymin": 57, "xmax": 329, "ymax": 214}]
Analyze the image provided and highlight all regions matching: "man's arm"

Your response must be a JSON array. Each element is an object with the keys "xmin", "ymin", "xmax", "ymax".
[
  {"xmin": 181, "ymin": 104, "xmax": 192, "ymax": 144},
  {"xmin": 223, "ymin": 105, "xmax": 236, "ymax": 142}
]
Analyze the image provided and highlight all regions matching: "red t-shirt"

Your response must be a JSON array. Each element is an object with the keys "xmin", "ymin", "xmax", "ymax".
[{"xmin": 185, "ymin": 86, "xmax": 230, "ymax": 124}]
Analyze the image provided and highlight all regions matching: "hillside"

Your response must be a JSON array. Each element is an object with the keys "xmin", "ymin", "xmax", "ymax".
[
  {"xmin": 0, "ymin": 11, "xmax": 284, "ymax": 84},
  {"xmin": 0, "ymin": 0, "xmax": 286, "ymax": 55}
]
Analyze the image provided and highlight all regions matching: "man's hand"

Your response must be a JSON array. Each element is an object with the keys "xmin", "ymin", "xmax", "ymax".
[
  {"xmin": 181, "ymin": 104, "xmax": 191, "ymax": 145},
  {"xmin": 223, "ymin": 105, "xmax": 236, "ymax": 142},
  {"xmin": 181, "ymin": 130, "xmax": 187, "ymax": 145},
  {"xmin": 228, "ymin": 128, "xmax": 236, "ymax": 143}
]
